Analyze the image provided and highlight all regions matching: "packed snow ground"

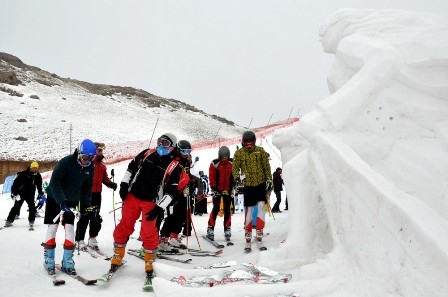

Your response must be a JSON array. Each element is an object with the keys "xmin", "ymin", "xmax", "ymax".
[
  {"xmin": 1, "ymin": 8, "xmax": 448, "ymax": 297},
  {"xmin": 0, "ymin": 136, "xmax": 291, "ymax": 297}
]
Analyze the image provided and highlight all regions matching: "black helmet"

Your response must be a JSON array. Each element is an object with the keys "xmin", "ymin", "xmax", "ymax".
[
  {"xmin": 242, "ymin": 130, "xmax": 256, "ymax": 148},
  {"xmin": 178, "ymin": 140, "xmax": 191, "ymax": 150},
  {"xmin": 218, "ymin": 146, "xmax": 230, "ymax": 159},
  {"xmin": 178, "ymin": 140, "xmax": 192, "ymax": 155}
]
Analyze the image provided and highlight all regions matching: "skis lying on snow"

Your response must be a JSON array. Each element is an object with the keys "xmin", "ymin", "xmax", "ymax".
[
  {"xmin": 43, "ymin": 263, "xmax": 65, "ymax": 286},
  {"xmin": 127, "ymin": 250, "xmax": 192, "ymax": 264},
  {"xmin": 78, "ymin": 246, "xmax": 111, "ymax": 260},
  {"xmin": 55, "ymin": 264, "xmax": 97, "ymax": 285},
  {"xmin": 194, "ymin": 260, "xmax": 237, "ymax": 269},
  {"xmin": 97, "ymin": 261, "xmax": 127, "ymax": 282},
  {"xmin": 202, "ymin": 235, "xmax": 225, "ymax": 248}
]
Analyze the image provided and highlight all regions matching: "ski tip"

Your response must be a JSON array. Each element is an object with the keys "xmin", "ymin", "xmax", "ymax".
[{"xmin": 53, "ymin": 280, "xmax": 66, "ymax": 286}]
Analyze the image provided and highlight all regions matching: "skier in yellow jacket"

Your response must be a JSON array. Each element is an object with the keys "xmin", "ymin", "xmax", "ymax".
[{"xmin": 232, "ymin": 131, "xmax": 272, "ymax": 251}]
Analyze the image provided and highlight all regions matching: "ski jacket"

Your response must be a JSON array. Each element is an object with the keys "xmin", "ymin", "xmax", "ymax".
[
  {"xmin": 121, "ymin": 149, "xmax": 183, "ymax": 202},
  {"xmin": 46, "ymin": 153, "xmax": 94, "ymax": 206},
  {"xmin": 209, "ymin": 158, "xmax": 234, "ymax": 192},
  {"xmin": 273, "ymin": 171, "xmax": 284, "ymax": 192},
  {"xmin": 11, "ymin": 167, "xmax": 43, "ymax": 199},
  {"xmin": 232, "ymin": 146, "xmax": 271, "ymax": 187},
  {"xmin": 92, "ymin": 157, "xmax": 113, "ymax": 193}
]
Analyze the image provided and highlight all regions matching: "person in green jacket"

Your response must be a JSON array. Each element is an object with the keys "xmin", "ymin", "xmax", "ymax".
[{"xmin": 232, "ymin": 131, "xmax": 272, "ymax": 251}]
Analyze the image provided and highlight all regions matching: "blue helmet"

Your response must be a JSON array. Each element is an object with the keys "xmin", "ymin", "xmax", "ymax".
[{"xmin": 77, "ymin": 139, "xmax": 96, "ymax": 167}]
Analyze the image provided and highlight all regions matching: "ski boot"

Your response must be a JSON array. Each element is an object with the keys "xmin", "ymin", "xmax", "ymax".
[
  {"xmin": 224, "ymin": 227, "xmax": 231, "ymax": 241},
  {"xmin": 43, "ymin": 243, "xmax": 56, "ymax": 275},
  {"xmin": 158, "ymin": 236, "xmax": 171, "ymax": 251},
  {"xmin": 244, "ymin": 230, "xmax": 252, "ymax": 252},
  {"xmin": 168, "ymin": 234, "xmax": 186, "ymax": 248},
  {"xmin": 88, "ymin": 237, "xmax": 99, "ymax": 250},
  {"xmin": 206, "ymin": 226, "xmax": 214, "ymax": 241},
  {"xmin": 4, "ymin": 220, "xmax": 13, "ymax": 227},
  {"xmin": 110, "ymin": 243, "xmax": 126, "ymax": 272},
  {"xmin": 61, "ymin": 246, "xmax": 76, "ymax": 275},
  {"xmin": 143, "ymin": 250, "xmax": 156, "ymax": 291},
  {"xmin": 77, "ymin": 240, "xmax": 88, "ymax": 251}
]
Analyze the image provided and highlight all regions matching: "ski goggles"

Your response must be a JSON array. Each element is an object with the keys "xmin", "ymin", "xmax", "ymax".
[
  {"xmin": 180, "ymin": 148, "xmax": 192, "ymax": 155},
  {"xmin": 157, "ymin": 137, "xmax": 173, "ymax": 147},
  {"xmin": 80, "ymin": 154, "xmax": 95, "ymax": 162}
]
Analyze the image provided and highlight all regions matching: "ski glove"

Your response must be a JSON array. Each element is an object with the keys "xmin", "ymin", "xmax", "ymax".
[
  {"xmin": 108, "ymin": 182, "xmax": 118, "ymax": 191},
  {"xmin": 119, "ymin": 182, "xmax": 128, "ymax": 201},
  {"xmin": 266, "ymin": 180, "xmax": 273, "ymax": 192},
  {"xmin": 145, "ymin": 194, "xmax": 173, "ymax": 221},
  {"xmin": 11, "ymin": 194, "xmax": 21, "ymax": 201},
  {"xmin": 59, "ymin": 201, "xmax": 72, "ymax": 213}
]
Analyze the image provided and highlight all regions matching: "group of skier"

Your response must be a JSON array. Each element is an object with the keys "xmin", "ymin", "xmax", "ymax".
[{"xmin": 3, "ymin": 129, "xmax": 281, "ymax": 290}]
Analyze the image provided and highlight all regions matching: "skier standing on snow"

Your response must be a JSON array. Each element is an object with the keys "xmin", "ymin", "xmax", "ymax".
[
  {"xmin": 75, "ymin": 142, "xmax": 117, "ymax": 250},
  {"xmin": 42, "ymin": 139, "xmax": 96, "ymax": 275},
  {"xmin": 232, "ymin": 131, "xmax": 272, "ymax": 251},
  {"xmin": 194, "ymin": 170, "xmax": 209, "ymax": 215},
  {"xmin": 158, "ymin": 139, "xmax": 193, "ymax": 250},
  {"xmin": 206, "ymin": 146, "xmax": 234, "ymax": 243},
  {"xmin": 271, "ymin": 167, "xmax": 284, "ymax": 213},
  {"xmin": 5, "ymin": 161, "xmax": 44, "ymax": 228},
  {"xmin": 110, "ymin": 133, "xmax": 188, "ymax": 287}
]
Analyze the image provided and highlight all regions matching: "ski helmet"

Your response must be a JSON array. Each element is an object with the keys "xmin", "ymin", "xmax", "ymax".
[
  {"xmin": 242, "ymin": 130, "xmax": 256, "ymax": 149},
  {"xmin": 157, "ymin": 133, "xmax": 177, "ymax": 156},
  {"xmin": 178, "ymin": 140, "xmax": 192, "ymax": 155},
  {"xmin": 218, "ymin": 146, "xmax": 230, "ymax": 159},
  {"xmin": 77, "ymin": 139, "xmax": 96, "ymax": 167},
  {"xmin": 30, "ymin": 161, "xmax": 39, "ymax": 168}
]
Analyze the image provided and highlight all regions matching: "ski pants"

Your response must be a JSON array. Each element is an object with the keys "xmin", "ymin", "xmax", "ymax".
[
  {"xmin": 75, "ymin": 192, "xmax": 103, "ymax": 241},
  {"xmin": 208, "ymin": 194, "xmax": 232, "ymax": 229},
  {"xmin": 7, "ymin": 194, "xmax": 36, "ymax": 222},
  {"xmin": 113, "ymin": 193, "xmax": 159, "ymax": 250}
]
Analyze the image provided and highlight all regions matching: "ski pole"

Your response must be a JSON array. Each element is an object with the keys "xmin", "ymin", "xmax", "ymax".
[
  {"xmin": 109, "ymin": 205, "xmax": 123, "ymax": 214},
  {"xmin": 53, "ymin": 210, "xmax": 64, "ymax": 223},
  {"xmin": 111, "ymin": 169, "xmax": 116, "ymax": 227}
]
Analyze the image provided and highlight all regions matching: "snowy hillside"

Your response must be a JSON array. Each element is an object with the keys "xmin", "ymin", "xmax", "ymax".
[{"xmin": 0, "ymin": 54, "xmax": 245, "ymax": 162}]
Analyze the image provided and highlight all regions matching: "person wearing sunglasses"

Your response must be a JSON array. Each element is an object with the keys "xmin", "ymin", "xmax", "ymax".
[
  {"xmin": 158, "ymin": 139, "xmax": 193, "ymax": 250},
  {"xmin": 110, "ymin": 133, "xmax": 189, "ymax": 288},
  {"xmin": 76, "ymin": 142, "xmax": 117, "ymax": 252},
  {"xmin": 232, "ymin": 130, "xmax": 272, "ymax": 252},
  {"xmin": 42, "ymin": 139, "xmax": 96, "ymax": 276}
]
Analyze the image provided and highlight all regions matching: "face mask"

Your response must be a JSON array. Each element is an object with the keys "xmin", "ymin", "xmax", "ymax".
[{"xmin": 157, "ymin": 145, "xmax": 173, "ymax": 156}]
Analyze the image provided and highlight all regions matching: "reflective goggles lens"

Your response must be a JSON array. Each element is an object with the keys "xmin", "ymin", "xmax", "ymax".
[
  {"xmin": 180, "ymin": 148, "xmax": 192, "ymax": 155},
  {"xmin": 80, "ymin": 154, "xmax": 95, "ymax": 162},
  {"xmin": 157, "ymin": 137, "xmax": 172, "ymax": 147}
]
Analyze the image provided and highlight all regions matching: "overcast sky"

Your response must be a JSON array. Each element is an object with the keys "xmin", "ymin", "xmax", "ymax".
[{"xmin": 1, "ymin": 0, "xmax": 447, "ymax": 128}]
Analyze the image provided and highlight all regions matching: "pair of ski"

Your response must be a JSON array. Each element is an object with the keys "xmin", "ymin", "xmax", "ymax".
[
  {"xmin": 80, "ymin": 245, "xmax": 111, "ymax": 260},
  {"xmin": 44, "ymin": 264, "xmax": 97, "ymax": 286},
  {"xmin": 202, "ymin": 235, "xmax": 234, "ymax": 248},
  {"xmin": 127, "ymin": 249, "xmax": 192, "ymax": 264},
  {"xmin": 0, "ymin": 224, "xmax": 35, "ymax": 231},
  {"xmin": 97, "ymin": 261, "xmax": 152, "ymax": 291},
  {"xmin": 245, "ymin": 237, "xmax": 268, "ymax": 253}
]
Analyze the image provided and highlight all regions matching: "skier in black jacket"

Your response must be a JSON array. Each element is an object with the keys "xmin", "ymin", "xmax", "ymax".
[
  {"xmin": 271, "ymin": 167, "xmax": 284, "ymax": 213},
  {"xmin": 5, "ymin": 161, "xmax": 43, "ymax": 227}
]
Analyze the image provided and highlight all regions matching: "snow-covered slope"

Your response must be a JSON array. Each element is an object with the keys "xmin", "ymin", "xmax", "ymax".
[{"xmin": 0, "ymin": 56, "xmax": 244, "ymax": 161}]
